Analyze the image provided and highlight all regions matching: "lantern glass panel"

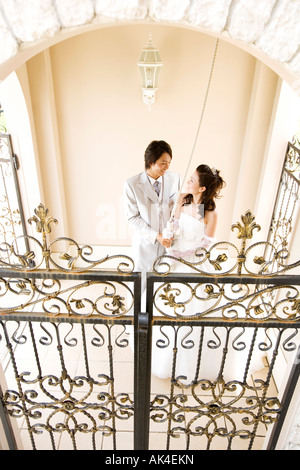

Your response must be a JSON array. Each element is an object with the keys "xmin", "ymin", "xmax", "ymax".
[{"xmin": 145, "ymin": 67, "xmax": 154, "ymax": 88}]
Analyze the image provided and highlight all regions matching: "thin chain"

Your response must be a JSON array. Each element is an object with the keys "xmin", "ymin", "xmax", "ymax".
[{"xmin": 177, "ymin": 38, "xmax": 220, "ymax": 199}]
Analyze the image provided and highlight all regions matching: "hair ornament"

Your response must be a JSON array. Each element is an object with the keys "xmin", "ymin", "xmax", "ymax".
[{"xmin": 211, "ymin": 167, "xmax": 217, "ymax": 175}]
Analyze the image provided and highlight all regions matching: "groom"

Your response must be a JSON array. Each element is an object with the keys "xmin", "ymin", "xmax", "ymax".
[{"xmin": 124, "ymin": 140, "xmax": 180, "ymax": 277}]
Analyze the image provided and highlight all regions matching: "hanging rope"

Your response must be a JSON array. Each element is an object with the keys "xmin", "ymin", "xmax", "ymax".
[{"xmin": 170, "ymin": 38, "xmax": 220, "ymax": 221}]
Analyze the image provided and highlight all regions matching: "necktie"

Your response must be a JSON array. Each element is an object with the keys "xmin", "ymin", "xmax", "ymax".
[{"xmin": 153, "ymin": 180, "xmax": 160, "ymax": 196}]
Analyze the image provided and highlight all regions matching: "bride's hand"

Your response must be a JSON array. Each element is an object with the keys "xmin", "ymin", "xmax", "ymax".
[{"xmin": 177, "ymin": 193, "xmax": 188, "ymax": 206}]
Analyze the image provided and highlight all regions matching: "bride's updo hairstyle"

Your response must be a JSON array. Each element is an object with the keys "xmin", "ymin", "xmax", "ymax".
[{"xmin": 183, "ymin": 164, "xmax": 225, "ymax": 211}]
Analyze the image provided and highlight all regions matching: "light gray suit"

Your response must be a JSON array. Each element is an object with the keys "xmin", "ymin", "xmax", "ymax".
[{"xmin": 124, "ymin": 170, "xmax": 180, "ymax": 273}]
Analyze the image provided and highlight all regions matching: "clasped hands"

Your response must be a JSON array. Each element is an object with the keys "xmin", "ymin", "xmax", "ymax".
[{"xmin": 157, "ymin": 233, "xmax": 173, "ymax": 248}]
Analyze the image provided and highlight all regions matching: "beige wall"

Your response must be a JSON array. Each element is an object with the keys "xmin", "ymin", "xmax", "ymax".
[{"xmin": 18, "ymin": 24, "xmax": 280, "ymax": 247}]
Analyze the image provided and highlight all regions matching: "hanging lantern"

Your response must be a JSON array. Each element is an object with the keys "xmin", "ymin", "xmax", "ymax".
[{"xmin": 137, "ymin": 34, "xmax": 162, "ymax": 109}]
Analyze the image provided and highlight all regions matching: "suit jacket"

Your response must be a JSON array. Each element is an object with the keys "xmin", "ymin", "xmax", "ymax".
[{"xmin": 124, "ymin": 170, "xmax": 180, "ymax": 273}]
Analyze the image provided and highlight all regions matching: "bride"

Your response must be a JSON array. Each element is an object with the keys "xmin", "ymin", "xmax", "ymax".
[
  {"xmin": 152, "ymin": 165, "xmax": 264, "ymax": 383},
  {"xmin": 167, "ymin": 163, "xmax": 224, "ymax": 260}
]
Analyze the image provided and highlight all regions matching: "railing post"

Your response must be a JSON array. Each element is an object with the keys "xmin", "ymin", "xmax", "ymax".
[
  {"xmin": 134, "ymin": 308, "xmax": 152, "ymax": 450},
  {"xmin": 266, "ymin": 345, "xmax": 300, "ymax": 450},
  {"xmin": 0, "ymin": 384, "xmax": 18, "ymax": 450}
]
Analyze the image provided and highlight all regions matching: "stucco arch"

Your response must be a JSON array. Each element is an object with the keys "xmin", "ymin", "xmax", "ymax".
[{"xmin": 0, "ymin": 0, "xmax": 299, "ymax": 95}]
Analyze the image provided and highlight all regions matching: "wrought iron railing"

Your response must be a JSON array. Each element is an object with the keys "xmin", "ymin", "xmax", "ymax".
[
  {"xmin": 268, "ymin": 136, "xmax": 300, "ymax": 258},
  {"xmin": 0, "ymin": 203, "xmax": 299, "ymax": 450},
  {"xmin": 0, "ymin": 269, "xmax": 140, "ymax": 450},
  {"xmin": 0, "ymin": 134, "xmax": 30, "ymax": 266},
  {"xmin": 0, "ymin": 203, "xmax": 141, "ymax": 450},
  {"xmin": 146, "ymin": 203, "xmax": 300, "ymax": 450},
  {"xmin": 145, "ymin": 272, "xmax": 300, "ymax": 450}
]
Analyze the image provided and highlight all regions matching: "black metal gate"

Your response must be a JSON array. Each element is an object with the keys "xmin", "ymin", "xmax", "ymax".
[
  {"xmin": 0, "ymin": 269, "xmax": 140, "ymax": 450},
  {"xmin": 144, "ymin": 272, "xmax": 300, "ymax": 451},
  {"xmin": 0, "ymin": 204, "xmax": 299, "ymax": 450}
]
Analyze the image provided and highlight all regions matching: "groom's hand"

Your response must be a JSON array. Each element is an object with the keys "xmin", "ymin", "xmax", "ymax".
[{"xmin": 157, "ymin": 233, "xmax": 173, "ymax": 248}]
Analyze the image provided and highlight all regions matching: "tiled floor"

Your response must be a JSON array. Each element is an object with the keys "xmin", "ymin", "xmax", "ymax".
[{"xmin": 1, "ymin": 321, "xmax": 277, "ymax": 451}]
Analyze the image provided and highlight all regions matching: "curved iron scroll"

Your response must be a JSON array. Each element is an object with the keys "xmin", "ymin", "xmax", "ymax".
[{"xmin": 0, "ymin": 204, "xmax": 134, "ymax": 273}]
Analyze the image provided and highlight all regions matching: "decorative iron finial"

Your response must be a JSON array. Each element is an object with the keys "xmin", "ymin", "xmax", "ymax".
[
  {"xmin": 28, "ymin": 204, "xmax": 58, "ymax": 234},
  {"xmin": 231, "ymin": 210, "xmax": 261, "ymax": 240}
]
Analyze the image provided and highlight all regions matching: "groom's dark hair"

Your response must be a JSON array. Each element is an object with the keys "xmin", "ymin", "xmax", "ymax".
[{"xmin": 144, "ymin": 140, "xmax": 172, "ymax": 169}]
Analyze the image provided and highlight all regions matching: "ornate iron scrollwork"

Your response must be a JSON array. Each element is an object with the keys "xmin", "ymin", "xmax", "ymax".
[
  {"xmin": 0, "ymin": 202, "xmax": 299, "ymax": 450},
  {"xmin": 0, "ymin": 203, "xmax": 135, "ymax": 274},
  {"xmin": 153, "ymin": 209, "xmax": 300, "ymax": 276},
  {"xmin": 153, "ymin": 281, "xmax": 300, "ymax": 322}
]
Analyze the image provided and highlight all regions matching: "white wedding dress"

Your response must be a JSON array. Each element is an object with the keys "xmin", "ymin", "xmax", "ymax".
[{"xmin": 151, "ymin": 211, "xmax": 265, "ymax": 384}]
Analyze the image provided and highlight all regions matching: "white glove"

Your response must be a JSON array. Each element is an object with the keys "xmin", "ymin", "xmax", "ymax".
[{"xmin": 198, "ymin": 235, "xmax": 216, "ymax": 250}]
